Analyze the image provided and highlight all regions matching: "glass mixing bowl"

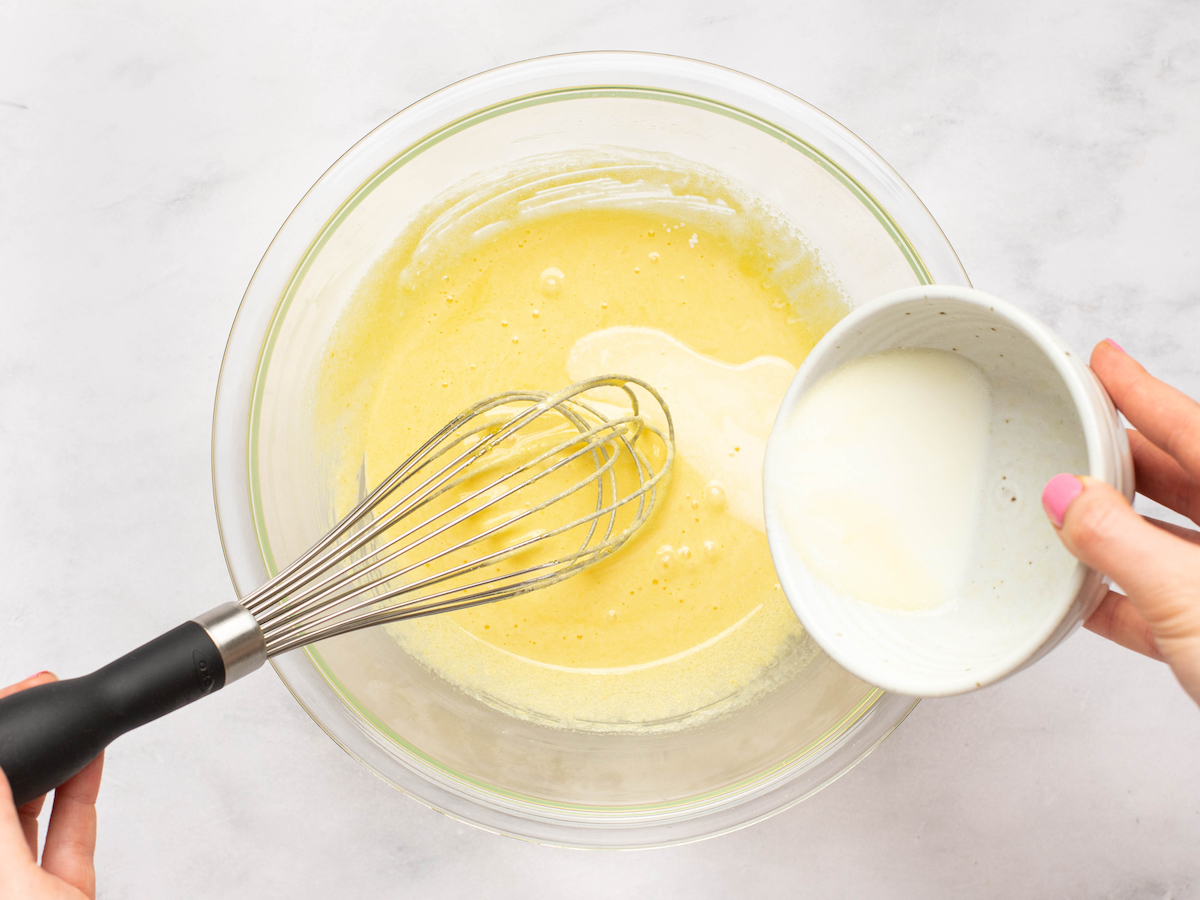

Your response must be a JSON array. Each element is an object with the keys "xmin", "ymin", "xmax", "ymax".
[{"xmin": 212, "ymin": 52, "xmax": 969, "ymax": 848}]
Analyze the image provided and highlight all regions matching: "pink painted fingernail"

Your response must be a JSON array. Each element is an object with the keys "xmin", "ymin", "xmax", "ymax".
[
  {"xmin": 1104, "ymin": 338, "xmax": 1125, "ymax": 354},
  {"xmin": 1042, "ymin": 474, "xmax": 1084, "ymax": 528}
]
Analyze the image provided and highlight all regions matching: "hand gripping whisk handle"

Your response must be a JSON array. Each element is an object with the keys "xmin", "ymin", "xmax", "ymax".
[{"xmin": 0, "ymin": 604, "xmax": 266, "ymax": 807}]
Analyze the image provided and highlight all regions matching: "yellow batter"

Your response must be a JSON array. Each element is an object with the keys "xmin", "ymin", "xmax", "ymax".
[{"xmin": 313, "ymin": 154, "xmax": 848, "ymax": 729}]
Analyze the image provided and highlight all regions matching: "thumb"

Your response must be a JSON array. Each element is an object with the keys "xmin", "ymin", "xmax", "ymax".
[
  {"xmin": 1043, "ymin": 473, "xmax": 1200, "ymax": 696},
  {"xmin": 0, "ymin": 768, "xmax": 35, "ymax": 875}
]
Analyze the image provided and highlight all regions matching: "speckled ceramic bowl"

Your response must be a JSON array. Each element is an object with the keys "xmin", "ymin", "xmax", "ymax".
[{"xmin": 765, "ymin": 285, "xmax": 1134, "ymax": 697}]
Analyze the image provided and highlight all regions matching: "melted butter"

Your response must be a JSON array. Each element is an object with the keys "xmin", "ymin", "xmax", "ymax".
[
  {"xmin": 776, "ymin": 349, "xmax": 992, "ymax": 612},
  {"xmin": 313, "ymin": 155, "xmax": 849, "ymax": 729}
]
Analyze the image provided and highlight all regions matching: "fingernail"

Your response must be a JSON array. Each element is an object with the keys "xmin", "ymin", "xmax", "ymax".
[
  {"xmin": 1104, "ymin": 338, "xmax": 1126, "ymax": 354},
  {"xmin": 1042, "ymin": 474, "xmax": 1084, "ymax": 528}
]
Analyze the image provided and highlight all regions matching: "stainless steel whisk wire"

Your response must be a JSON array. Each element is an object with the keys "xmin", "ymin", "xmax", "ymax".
[
  {"xmin": 243, "ymin": 375, "xmax": 674, "ymax": 655},
  {"xmin": 0, "ymin": 375, "xmax": 673, "ymax": 808}
]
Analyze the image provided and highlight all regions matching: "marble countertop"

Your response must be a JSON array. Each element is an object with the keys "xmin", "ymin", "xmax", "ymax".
[{"xmin": 2, "ymin": 2, "xmax": 1198, "ymax": 897}]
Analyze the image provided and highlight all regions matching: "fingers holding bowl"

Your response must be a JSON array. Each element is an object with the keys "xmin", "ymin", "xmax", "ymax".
[
  {"xmin": 1127, "ymin": 428, "xmax": 1200, "ymax": 524},
  {"xmin": 1044, "ymin": 474, "xmax": 1200, "ymax": 705},
  {"xmin": 1091, "ymin": 340, "xmax": 1200, "ymax": 483},
  {"xmin": 1084, "ymin": 589, "xmax": 1164, "ymax": 661}
]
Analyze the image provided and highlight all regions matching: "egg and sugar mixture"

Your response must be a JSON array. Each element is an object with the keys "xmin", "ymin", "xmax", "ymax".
[{"xmin": 313, "ymin": 155, "xmax": 849, "ymax": 729}]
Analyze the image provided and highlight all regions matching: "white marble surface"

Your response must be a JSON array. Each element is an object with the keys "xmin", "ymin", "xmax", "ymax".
[{"xmin": 2, "ymin": 1, "xmax": 1199, "ymax": 897}]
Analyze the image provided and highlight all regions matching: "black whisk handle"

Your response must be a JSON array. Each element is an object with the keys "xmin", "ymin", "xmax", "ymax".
[{"xmin": 0, "ymin": 621, "xmax": 227, "ymax": 808}]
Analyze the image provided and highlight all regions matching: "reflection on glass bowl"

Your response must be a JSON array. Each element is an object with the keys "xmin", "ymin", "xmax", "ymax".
[{"xmin": 212, "ymin": 51, "xmax": 967, "ymax": 848}]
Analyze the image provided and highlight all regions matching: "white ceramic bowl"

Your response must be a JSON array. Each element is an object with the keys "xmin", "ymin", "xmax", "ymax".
[{"xmin": 763, "ymin": 285, "xmax": 1135, "ymax": 697}]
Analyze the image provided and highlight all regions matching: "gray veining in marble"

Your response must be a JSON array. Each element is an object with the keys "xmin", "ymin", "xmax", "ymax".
[{"xmin": 2, "ymin": 2, "xmax": 1198, "ymax": 897}]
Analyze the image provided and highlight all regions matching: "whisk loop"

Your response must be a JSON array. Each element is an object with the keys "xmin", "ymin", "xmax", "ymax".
[
  {"xmin": 0, "ymin": 375, "xmax": 673, "ymax": 807},
  {"xmin": 247, "ymin": 375, "xmax": 674, "ymax": 654}
]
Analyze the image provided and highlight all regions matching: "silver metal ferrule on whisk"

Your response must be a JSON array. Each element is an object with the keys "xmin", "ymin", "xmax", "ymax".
[
  {"xmin": 0, "ymin": 376, "xmax": 672, "ymax": 810},
  {"xmin": 191, "ymin": 602, "xmax": 269, "ymax": 684}
]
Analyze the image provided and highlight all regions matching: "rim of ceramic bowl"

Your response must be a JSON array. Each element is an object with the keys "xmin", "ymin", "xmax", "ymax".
[
  {"xmin": 211, "ymin": 51, "xmax": 966, "ymax": 847},
  {"xmin": 764, "ymin": 285, "xmax": 1129, "ymax": 697}
]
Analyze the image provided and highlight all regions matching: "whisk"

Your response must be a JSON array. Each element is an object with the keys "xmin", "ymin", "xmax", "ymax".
[{"xmin": 0, "ymin": 375, "xmax": 673, "ymax": 807}]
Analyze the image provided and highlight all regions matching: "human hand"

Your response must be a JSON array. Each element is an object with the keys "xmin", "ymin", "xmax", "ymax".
[
  {"xmin": 0, "ymin": 673, "xmax": 103, "ymax": 900},
  {"xmin": 1041, "ymin": 339, "xmax": 1200, "ymax": 706}
]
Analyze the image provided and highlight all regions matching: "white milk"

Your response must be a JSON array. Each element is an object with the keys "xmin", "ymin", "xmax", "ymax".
[
  {"xmin": 774, "ymin": 349, "xmax": 992, "ymax": 612},
  {"xmin": 567, "ymin": 326, "xmax": 795, "ymax": 532}
]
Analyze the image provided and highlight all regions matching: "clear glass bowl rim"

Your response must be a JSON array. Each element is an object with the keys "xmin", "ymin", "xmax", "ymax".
[{"xmin": 211, "ymin": 50, "xmax": 969, "ymax": 848}]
